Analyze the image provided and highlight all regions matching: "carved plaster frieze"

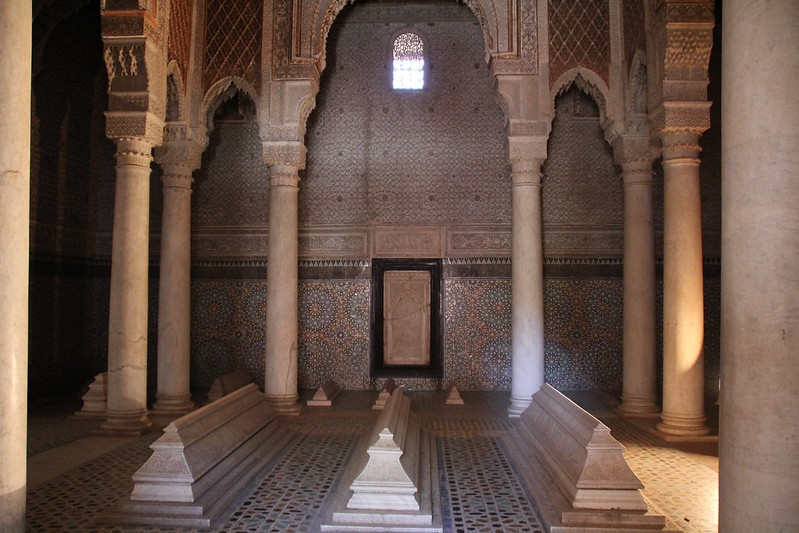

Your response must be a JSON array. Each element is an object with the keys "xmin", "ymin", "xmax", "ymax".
[
  {"xmin": 299, "ymin": 231, "xmax": 370, "ymax": 259},
  {"xmin": 105, "ymin": 110, "xmax": 166, "ymax": 146},
  {"xmin": 661, "ymin": 100, "xmax": 711, "ymax": 134},
  {"xmin": 373, "ymin": 226, "xmax": 444, "ymax": 258},
  {"xmin": 543, "ymin": 226, "xmax": 624, "ymax": 256},
  {"xmin": 447, "ymin": 229, "xmax": 512, "ymax": 256}
]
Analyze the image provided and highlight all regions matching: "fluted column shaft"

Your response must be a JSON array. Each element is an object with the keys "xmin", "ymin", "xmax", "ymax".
[
  {"xmin": 152, "ymin": 169, "xmax": 194, "ymax": 414},
  {"xmin": 0, "ymin": 0, "xmax": 31, "ymax": 528},
  {"xmin": 264, "ymin": 164, "xmax": 301, "ymax": 415},
  {"xmin": 720, "ymin": 1, "xmax": 799, "ymax": 530},
  {"xmin": 620, "ymin": 160, "xmax": 658, "ymax": 416},
  {"xmin": 101, "ymin": 137, "xmax": 154, "ymax": 435},
  {"xmin": 657, "ymin": 133, "xmax": 709, "ymax": 436},
  {"xmin": 508, "ymin": 158, "xmax": 545, "ymax": 417}
]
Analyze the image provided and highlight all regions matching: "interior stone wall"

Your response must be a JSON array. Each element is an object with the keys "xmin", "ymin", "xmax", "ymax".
[{"xmin": 26, "ymin": 0, "xmax": 722, "ymax": 403}]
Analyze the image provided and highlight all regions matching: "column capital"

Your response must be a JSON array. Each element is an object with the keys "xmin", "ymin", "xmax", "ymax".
[
  {"xmin": 660, "ymin": 129, "xmax": 703, "ymax": 161},
  {"xmin": 511, "ymin": 159, "xmax": 543, "ymax": 187},
  {"xmin": 153, "ymin": 124, "xmax": 207, "ymax": 177},
  {"xmin": 114, "ymin": 137, "xmax": 153, "ymax": 167},
  {"xmin": 263, "ymin": 141, "xmax": 307, "ymax": 170},
  {"xmin": 269, "ymin": 164, "xmax": 300, "ymax": 188}
]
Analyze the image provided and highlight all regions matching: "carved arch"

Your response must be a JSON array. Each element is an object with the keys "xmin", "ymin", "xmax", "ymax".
[
  {"xmin": 627, "ymin": 49, "xmax": 648, "ymax": 116},
  {"xmin": 311, "ymin": 0, "xmax": 499, "ymax": 71},
  {"xmin": 551, "ymin": 67, "xmax": 614, "ymax": 131},
  {"xmin": 166, "ymin": 60, "xmax": 187, "ymax": 122},
  {"xmin": 201, "ymin": 76, "xmax": 260, "ymax": 131}
]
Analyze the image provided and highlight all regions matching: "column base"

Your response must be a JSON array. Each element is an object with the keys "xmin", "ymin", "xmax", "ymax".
[
  {"xmin": 508, "ymin": 395, "xmax": 533, "ymax": 418},
  {"xmin": 150, "ymin": 394, "xmax": 196, "ymax": 419},
  {"xmin": 96, "ymin": 409, "xmax": 153, "ymax": 436},
  {"xmin": 265, "ymin": 395, "xmax": 303, "ymax": 416},
  {"xmin": 619, "ymin": 395, "xmax": 660, "ymax": 418},
  {"xmin": 656, "ymin": 411, "xmax": 711, "ymax": 437}
]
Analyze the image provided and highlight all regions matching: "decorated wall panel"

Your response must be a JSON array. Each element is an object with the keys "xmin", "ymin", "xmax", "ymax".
[{"xmin": 302, "ymin": 2, "xmax": 510, "ymax": 226}]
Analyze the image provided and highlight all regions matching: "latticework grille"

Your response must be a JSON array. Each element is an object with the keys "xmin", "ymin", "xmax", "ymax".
[
  {"xmin": 203, "ymin": 0, "xmax": 262, "ymax": 92},
  {"xmin": 548, "ymin": 0, "xmax": 611, "ymax": 86},
  {"xmin": 168, "ymin": 0, "xmax": 193, "ymax": 82}
]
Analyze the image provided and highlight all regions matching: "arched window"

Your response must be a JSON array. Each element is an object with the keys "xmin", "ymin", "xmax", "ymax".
[{"xmin": 392, "ymin": 32, "xmax": 424, "ymax": 90}]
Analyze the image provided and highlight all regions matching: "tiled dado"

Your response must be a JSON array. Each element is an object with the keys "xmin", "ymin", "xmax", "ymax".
[{"xmin": 189, "ymin": 277, "xmax": 632, "ymax": 392}]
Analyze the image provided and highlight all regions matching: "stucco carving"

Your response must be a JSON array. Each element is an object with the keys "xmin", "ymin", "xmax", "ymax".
[
  {"xmin": 154, "ymin": 124, "xmax": 207, "ymax": 172},
  {"xmin": 263, "ymin": 141, "xmax": 307, "ymax": 170},
  {"xmin": 664, "ymin": 27, "xmax": 713, "ymax": 81},
  {"xmin": 105, "ymin": 111, "xmax": 165, "ymax": 146},
  {"xmin": 373, "ymin": 226, "xmax": 444, "ymax": 258}
]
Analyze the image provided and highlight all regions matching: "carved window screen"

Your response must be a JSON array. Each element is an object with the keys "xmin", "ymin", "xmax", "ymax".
[{"xmin": 392, "ymin": 32, "xmax": 425, "ymax": 90}]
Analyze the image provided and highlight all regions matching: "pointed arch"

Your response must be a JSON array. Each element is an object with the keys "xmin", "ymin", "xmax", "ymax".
[
  {"xmin": 551, "ymin": 67, "xmax": 614, "ymax": 131},
  {"xmin": 201, "ymin": 76, "xmax": 259, "ymax": 131},
  {"xmin": 165, "ymin": 60, "xmax": 187, "ymax": 122}
]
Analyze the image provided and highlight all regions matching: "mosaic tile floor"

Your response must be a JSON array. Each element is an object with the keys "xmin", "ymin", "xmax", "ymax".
[{"xmin": 26, "ymin": 390, "xmax": 718, "ymax": 532}]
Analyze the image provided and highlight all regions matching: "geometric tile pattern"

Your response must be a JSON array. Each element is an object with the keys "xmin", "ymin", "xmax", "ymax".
[
  {"xmin": 444, "ymin": 280, "xmax": 513, "ymax": 390},
  {"xmin": 27, "ymin": 433, "xmax": 160, "ymax": 533},
  {"xmin": 439, "ymin": 436, "xmax": 546, "ymax": 533},
  {"xmin": 298, "ymin": 281, "xmax": 371, "ymax": 390},
  {"xmin": 549, "ymin": 0, "xmax": 611, "ymax": 85},
  {"xmin": 544, "ymin": 279, "xmax": 624, "ymax": 390}
]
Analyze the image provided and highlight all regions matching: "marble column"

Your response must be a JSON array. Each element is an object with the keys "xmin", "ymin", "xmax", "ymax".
[
  {"xmin": 508, "ymin": 158, "xmax": 545, "ymax": 417},
  {"xmin": 619, "ymin": 159, "xmax": 659, "ymax": 416},
  {"xmin": 264, "ymin": 164, "xmax": 302, "ymax": 415},
  {"xmin": 720, "ymin": 1, "xmax": 799, "ymax": 530},
  {"xmin": 151, "ymin": 167, "xmax": 195, "ymax": 416},
  {"xmin": 0, "ymin": 0, "xmax": 31, "ymax": 529},
  {"xmin": 100, "ymin": 137, "xmax": 154, "ymax": 435},
  {"xmin": 657, "ymin": 132, "xmax": 710, "ymax": 436}
]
